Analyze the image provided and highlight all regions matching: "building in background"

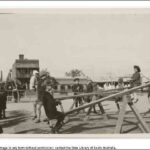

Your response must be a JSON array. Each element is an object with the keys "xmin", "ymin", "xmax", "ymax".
[
  {"xmin": 9, "ymin": 54, "xmax": 39, "ymax": 88},
  {"xmin": 55, "ymin": 77, "xmax": 89, "ymax": 92}
]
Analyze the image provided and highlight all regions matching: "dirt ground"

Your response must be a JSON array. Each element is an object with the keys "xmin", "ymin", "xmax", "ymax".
[{"xmin": 1, "ymin": 92, "xmax": 150, "ymax": 134}]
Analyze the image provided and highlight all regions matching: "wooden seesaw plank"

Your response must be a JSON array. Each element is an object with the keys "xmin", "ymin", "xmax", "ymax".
[
  {"xmin": 64, "ymin": 83, "xmax": 150, "ymax": 115},
  {"xmin": 63, "ymin": 83, "xmax": 150, "ymax": 134}
]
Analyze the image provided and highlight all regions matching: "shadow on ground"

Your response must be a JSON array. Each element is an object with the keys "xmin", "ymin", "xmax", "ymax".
[
  {"xmin": 0, "ymin": 110, "xmax": 30, "ymax": 128},
  {"xmin": 0, "ymin": 109, "xmax": 149, "ymax": 134},
  {"xmin": 15, "ymin": 128, "xmax": 50, "ymax": 134},
  {"xmin": 61, "ymin": 123, "xmax": 116, "ymax": 134}
]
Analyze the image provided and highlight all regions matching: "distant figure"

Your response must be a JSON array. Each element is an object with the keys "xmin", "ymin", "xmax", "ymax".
[
  {"xmin": 42, "ymin": 81, "xmax": 65, "ymax": 134},
  {"xmin": 112, "ymin": 83, "xmax": 115, "ymax": 89},
  {"xmin": 0, "ymin": 83, "xmax": 7, "ymax": 119},
  {"xmin": 104, "ymin": 83, "xmax": 108, "ymax": 90},
  {"xmin": 6, "ymin": 83, "xmax": 13, "ymax": 97},
  {"xmin": 86, "ymin": 81, "xmax": 97, "ymax": 115},
  {"xmin": 130, "ymin": 65, "xmax": 141, "ymax": 103},
  {"xmin": 72, "ymin": 78, "xmax": 84, "ymax": 108},
  {"xmin": 108, "ymin": 83, "xmax": 112, "ymax": 90},
  {"xmin": 12, "ymin": 85, "xmax": 19, "ymax": 103},
  {"xmin": 115, "ymin": 78, "xmax": 124, "ymax": 112},
  {"xmin": 0, "ymin": 125, "xmax": 3, "ymax": 133},
  {"xmin": 109, "ymin": 83, "xmax": 112, "ymax": 90},
  {"xmin": 0, "ymin": 126, "xmax": 3, "ymax": 134},
  {"xmin": 30, "ymin": 70, "xmax": 39, "ymax": 122},
  {"xmin": 118, "ymin": 78, "xmax": 124, "ymax": 90},
  {"xmin": 85, "ymin": 80, "xmax": 93, "ymax": 103},
  {"xmin": 30, "ymin": 70, "xmax": 39, "ymax": 91},
  {"xmin": 86, "ymin": 83, "xmax": 105, "ymax": 118}
]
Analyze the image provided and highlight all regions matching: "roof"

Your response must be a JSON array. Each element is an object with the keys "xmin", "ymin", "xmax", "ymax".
[
  {"xmin": 15, "ymin": 59, "xmax": 39, "ymax": 63},
  {"xmin": 13, "ymin": 59, "xmax": 39, "ymax": 68},
  {"xmin": 56, "ymin": 77, "xmax": 89, "ymax": 85}
]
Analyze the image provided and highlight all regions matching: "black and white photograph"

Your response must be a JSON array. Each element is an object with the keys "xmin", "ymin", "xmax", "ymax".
[{"xmin": 0, "ymin": 8, "xmax": 150, "ymax": 135}]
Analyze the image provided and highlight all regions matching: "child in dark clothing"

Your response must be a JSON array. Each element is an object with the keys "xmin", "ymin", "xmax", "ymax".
[
  {"xmin": 86, "ymin": 81, "xmax": 97, "ymax": 115},
  {"xmin": 0, "ymin": 126, "xmax": 3, "ymax": 133},
  {"xmin": 42, "ymin": 82, "xmax": 65, "ymax": 134},
  {"xmin": 0, "ymin": 84, "xmax": 7, "ymax": 119},
  {"xmin": 72, "ymin": 78, "xmax": 84, "ymax": 108}
]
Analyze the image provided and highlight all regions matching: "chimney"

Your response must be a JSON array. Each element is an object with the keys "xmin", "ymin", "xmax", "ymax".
[{"xmin": 19, "ymin": 54, "xmax": 24, "ymax": 60}]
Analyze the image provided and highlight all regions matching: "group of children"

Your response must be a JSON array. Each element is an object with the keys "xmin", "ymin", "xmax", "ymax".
[
  {"xmin": 72, "ymin": 78, "xmax": 104, "ymax": 115},
  {"xmin": 72, "ymin": 65, "xmax": 142, "ymax": 115},
  {"xmin": 103, "ymin": 82, "xmax": 130, "ymax": 90},
  {"xmin": 30, "ymin": 70, "xmax": 65, "ymax": 133},
  {"xmin": 0, "ymin": 65, "xmax": 143, "ymax": 134},
  {"xmin": 28, "ymin": 65, "xmax": 143, "ymax": 134}
]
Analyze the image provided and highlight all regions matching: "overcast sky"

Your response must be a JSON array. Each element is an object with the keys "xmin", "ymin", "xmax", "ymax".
[{"xmin": 0, "ymin": 9, "xmax": 150, "ymax": 80}]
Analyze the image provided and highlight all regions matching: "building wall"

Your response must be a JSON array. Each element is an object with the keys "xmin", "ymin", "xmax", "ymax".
[
  {"xmin": 11, "ymin": 55, "xmax": 39, "ymax": 86},
  {"xmin": 55, "ymin": 78, "xmax": 89, "ymax": 92}
]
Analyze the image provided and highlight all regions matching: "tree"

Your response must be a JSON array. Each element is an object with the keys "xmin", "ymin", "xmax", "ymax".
[{"xmin": 65, "ymin": 69, "xmax": 86, "ymax": 78}]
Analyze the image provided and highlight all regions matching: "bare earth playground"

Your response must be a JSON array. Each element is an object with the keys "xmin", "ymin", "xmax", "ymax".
[{"xmin": 1, "ymin": 91, "xmax": 150, "ymax": 134}]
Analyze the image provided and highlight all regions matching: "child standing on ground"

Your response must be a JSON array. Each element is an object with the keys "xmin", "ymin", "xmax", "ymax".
[
  {"xmin": 115, "ymin": 78, "xmax": 124, "ymax": 112},
  {"xmin": 0, "ymin": 84, "xmax": 7, "ymax": 119}
]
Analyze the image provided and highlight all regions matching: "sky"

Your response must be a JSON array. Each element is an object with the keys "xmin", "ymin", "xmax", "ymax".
[{"xmin": 0, "ymin": 9, "xmax": 150, "ymax": 81}]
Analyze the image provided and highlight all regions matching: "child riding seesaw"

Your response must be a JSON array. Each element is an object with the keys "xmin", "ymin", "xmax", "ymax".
[{"xmin": 42, "ymin": 81, "xmax": 66, "ymax": 134}]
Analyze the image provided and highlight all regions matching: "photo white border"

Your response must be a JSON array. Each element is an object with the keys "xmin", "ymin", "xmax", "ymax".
[
  {"xmin": 0, "ymin": 1, "xmax": 150, "ymax": 140},
  {"xmin": 0, "ymin": 1, "xmax": 150, "ymax": 8}
]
